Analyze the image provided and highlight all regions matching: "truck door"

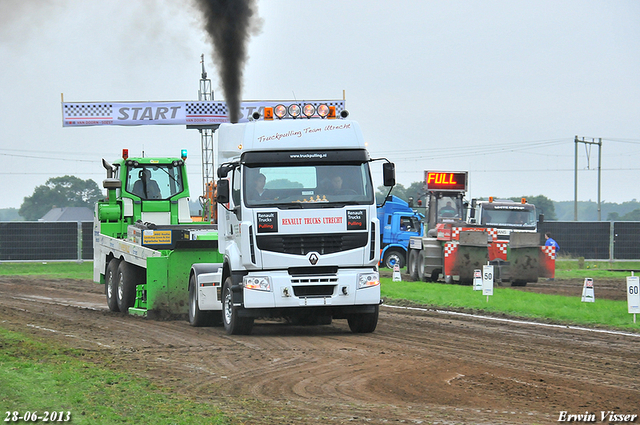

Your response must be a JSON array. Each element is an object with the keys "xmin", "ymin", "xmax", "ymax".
[{"xmin": 228, "ymin": 167, "xmax": 242, "ymax": 246}]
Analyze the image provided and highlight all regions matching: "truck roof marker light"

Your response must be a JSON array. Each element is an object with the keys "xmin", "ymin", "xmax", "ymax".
[
  {"xmin": 274, "ymin": 104, "xmax": 287, "ymax": 119},
  {"xmin": 489, "ymin": 196, "xmax": 494, "ymax": 203},
  {"xmin": 237, "ymin": 144, "xmax": 243, "ymax": 150},
  {"xmin": 303, "ymin": 104, "xmax": 315, "ymax": 118},
  {"xmin": 521, "ymin": 197, "xmax": 526, "ymax": 204},
  {"xmin": 317, "ymin": 104, "xmax": 330, "ymax": 118},
  {"xmin": 122, "ymin": 149, "xmax": 129, "ymax": 160},
  {"xmin": 264, "ymin": 107, "xmax": 274, "ymax": 120},
  {"xmin": 181, "ymin": 149, "xmax": 187, "ymax": 161},
  {"xmin": 288, "ymin": 104, "xmax": 301, "ymax": 119}
]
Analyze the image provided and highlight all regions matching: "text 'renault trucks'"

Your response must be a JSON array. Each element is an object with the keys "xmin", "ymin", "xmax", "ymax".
[
  {"xmin": 405, "ymin": 171, "xmax": 554, "ymax": 286},
  {"xmin": 94, "ymin": 101, "xmax": 396, "ymax": 334}
]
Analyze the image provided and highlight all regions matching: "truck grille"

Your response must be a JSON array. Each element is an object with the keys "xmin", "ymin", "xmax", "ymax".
[
  {"xmin": 292, "ymin": 284, "xmax": 336, "ymax": 297},
  {"xmin": 256, "ymin": 232, "xmax": 368, "ymax": 255}
]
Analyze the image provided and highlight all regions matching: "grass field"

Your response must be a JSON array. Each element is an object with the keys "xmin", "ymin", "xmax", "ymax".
[
  {"xmin": 379, "ymin": 258, "xmax": 640, "ymax": 331},
  {"xmin": 0, "ymin": 261, "xmax": 93, "ymax": 279},
  {"xmin": 555, "ymin": 259, "xmax": 640, "ymax": 279},
  {"xmin": 380, "ymin": 278, "xmax": 639, "ymax": 331}
]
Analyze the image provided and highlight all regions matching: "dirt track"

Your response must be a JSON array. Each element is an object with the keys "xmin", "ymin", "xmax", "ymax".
[{"xmin": 1, "ymin": 276, "xmax": 639, "ymax": 424}]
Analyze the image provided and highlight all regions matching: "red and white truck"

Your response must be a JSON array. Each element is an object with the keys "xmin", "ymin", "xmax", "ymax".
[{"xmin": 406, "ymin": 171, "xmax": 555, "ymax": 286}]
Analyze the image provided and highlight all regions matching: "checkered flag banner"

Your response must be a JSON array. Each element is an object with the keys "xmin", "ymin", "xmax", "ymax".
[{"xmin": 62, "ymin": 100, "xmax": 346, "ymax": 127}]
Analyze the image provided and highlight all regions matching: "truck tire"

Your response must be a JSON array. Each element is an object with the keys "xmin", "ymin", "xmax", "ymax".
[
  {"xmin": 189, "ymin": 274, "xmax": 218, "ymax": 327},
  {"xmin": 347, "ymin": 305, "xmax": 379, "ymax": 333},
  {"xmin": 407, "ymin": 250, "xmax": 419, "ymax": 281},
  {"xmin": 116, "ymin": 261, "xmax": 139, "ymax": 313},
  {"xmin": 222, "ymin": 277, "xmax": 254, "ymax": 335},
  {"xmin": 417, "ymin": 252, "xmax": 426, "ymax": 282},
  {"xmin": 105, "ymin": 259, "xmax": 121, "ymax": 312},
  {"xmin": 429, "ymin": 268, "xmax": 441, "ymax": 282},
  {"xmin": 383, "ymin": 249, "xmax": 405, "ymax": 269}
]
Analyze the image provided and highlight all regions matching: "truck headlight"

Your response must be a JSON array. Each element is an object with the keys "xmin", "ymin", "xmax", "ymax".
[
  {"xmin": 357, "ymin": 273, "xmax": 380, "ymax": 289},
  {"xmin": 243, "ymin": 276, "xmax": 272, "ymax": 292}
]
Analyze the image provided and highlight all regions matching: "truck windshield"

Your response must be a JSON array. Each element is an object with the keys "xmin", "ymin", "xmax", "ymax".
[
  {"xmin": 436, "ymin": 196, "xmax": 463, "ymax": 221},
  {"xmin": 482, "ymin": 206, "xmax": 537, "ymax": 227},
  {"xmin": 244, "ymin": 163, "xmax": 374, "ymax": 207},
  {"xmin": 126, "ymin": 164, "xmax": 184, "ymax": 200}
]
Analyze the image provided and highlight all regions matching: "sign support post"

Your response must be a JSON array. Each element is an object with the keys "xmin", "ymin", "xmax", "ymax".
[
  {"xmin": 482, "ymin": 265, "xmax": 494, "ymax": 302},
  {"xmin": 627, "ymin": 272, "xmax": 640, "ymax": 324}
]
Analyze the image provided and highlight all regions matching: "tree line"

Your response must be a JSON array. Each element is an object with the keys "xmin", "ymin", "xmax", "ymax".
[
  {"xmin": 1, "ymin": 176, "xmax": 639, "ymax": 222},
  {"xmin": 15, "ymin": 176, "xmax": 102, "ymax": 221}
]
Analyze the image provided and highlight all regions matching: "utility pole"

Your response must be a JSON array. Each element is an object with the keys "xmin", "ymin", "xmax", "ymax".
[
  {"xmin": 574, "ymin": 136, "xmax": 602, "ymax": 221},
  {"xmin": 197, "ymin": 55, "xmax": 216, "ymax": 221}
]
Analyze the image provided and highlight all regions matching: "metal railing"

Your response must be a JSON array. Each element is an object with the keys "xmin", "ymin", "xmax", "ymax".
[{"xmin": 0, "ymin": 221, "xmax": 93, "ymax": 262}]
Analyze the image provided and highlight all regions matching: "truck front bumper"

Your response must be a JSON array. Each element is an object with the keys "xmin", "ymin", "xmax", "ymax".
[{"xmin": 242, "ymin": 268, "xmax": 380, "ymax": 310}]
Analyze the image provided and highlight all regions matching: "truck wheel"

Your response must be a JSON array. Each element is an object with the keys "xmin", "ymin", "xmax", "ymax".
[
  {"xmin": 429, "ymin": 268, "xmax": 441, "ymax": 282},
  {"xmin": 347, "ymin": 305, "xmax": 379, "ymax": 333},
  {"xmin": 105, "ymin": 259, "xmax": 121, "ymax": 312},
  {"xmin": 116, "ymin": 261, "xmax": 139, "ymax": 313},
  {"xmin": 383, "ymin": 249, "xmax": 405, "ymax": 269},
  {"xmin": 189, "ymin": 274, "xmax": 217, "ymax": 327},
  {"xmin": 417, "ymin": 253, "xmax": 426, "ymax": 282},
  {"xmin": 222, "ymin": 277, "xmax": 253, "ymax": 335},
  {"xmin": 407, "ymin": 250, "xmax": 419, "ymax": 281}
]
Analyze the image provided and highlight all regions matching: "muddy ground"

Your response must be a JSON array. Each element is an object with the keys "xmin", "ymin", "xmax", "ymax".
[{"xmin": 0, "ymin": 275, "xmax": 638, "ymax": 425}]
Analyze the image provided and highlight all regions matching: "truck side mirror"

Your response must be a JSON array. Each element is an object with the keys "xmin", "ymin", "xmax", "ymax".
[
  {"xmin": 383, "ymin": 162, "xmax": 396, "ymax": 187},
  {"xmin": 216, "ymin": 179, "xmax": 230, "ymax": 204},
  {"xmin": 538, "ymin": 214, "xmax": 544, "ymax": 224},
  {"xmin": 217, "ymin": 164, "xmax": 233, "ymax": 178}
]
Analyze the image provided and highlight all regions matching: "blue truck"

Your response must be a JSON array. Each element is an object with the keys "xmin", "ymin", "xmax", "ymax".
[{"xmin": 378, "ymin": 195, "xmax": 424, "ymax": 269}]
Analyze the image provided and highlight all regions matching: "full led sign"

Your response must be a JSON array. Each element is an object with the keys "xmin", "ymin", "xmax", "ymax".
[{"xmin": 425, "ymin": 171, "xmax": 467, "ymax": 191}]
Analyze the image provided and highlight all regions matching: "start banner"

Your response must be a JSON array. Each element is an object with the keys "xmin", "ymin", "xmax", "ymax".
[{"xmin": 61, "ymin": 100, "xmax": 346, "ymax": 127}]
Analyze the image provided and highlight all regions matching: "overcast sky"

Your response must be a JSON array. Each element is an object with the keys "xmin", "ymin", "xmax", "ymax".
[{"xmin": 1, "ymin": 0, "xmax": 639, "ymax": 210}]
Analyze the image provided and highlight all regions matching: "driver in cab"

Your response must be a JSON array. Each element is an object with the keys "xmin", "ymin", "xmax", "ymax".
[
  {"xmin": 438, "ymin": 201, "xmax": 457, "ymax": 218},
  {"xmin": 132, "ymin": 169, "xmax": 161, "ymax": 199}
]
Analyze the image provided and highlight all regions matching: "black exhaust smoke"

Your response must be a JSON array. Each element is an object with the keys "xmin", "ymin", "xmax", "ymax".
[{"xmin": 193, "ymin": 0, "xmax": 261, "ymax": 123}]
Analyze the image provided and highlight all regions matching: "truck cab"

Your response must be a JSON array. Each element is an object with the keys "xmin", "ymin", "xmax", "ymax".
[
  {"xmin": 96, "ymin": 150, "xmax": 193, "ymax": 239},
  {"xmin": 378, "ymin": 195, "xmax": 423, "ymax": 269},
  {"xmin": 210, "ymin": 105, "xmax": 395, "ymax": 334},
  {"xmin": 467, "ymin": 198, "xmax": 537, "ymax": 241}
]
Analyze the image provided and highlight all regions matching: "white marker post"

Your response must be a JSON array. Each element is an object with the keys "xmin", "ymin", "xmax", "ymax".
[
  {"xmin": 581, "ymin": 278, "xmax": 595, "ymax": 302},
  {"xmin": 627, "ymin": 273, "xmax": 640, "ymax": 324},
  {"xmin": 473, "ymin": 269, "xmax": 483, "ymax": 291},
  {"xmin": 482, "ymin": 265, "xmax": 494, "ymax": 302},
  {"xmin": 392, "ymin": 264, "xmax": 401, "ymax": 282}
]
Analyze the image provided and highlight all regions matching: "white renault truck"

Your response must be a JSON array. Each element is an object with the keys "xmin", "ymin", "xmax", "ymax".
[{"xmin": 190, "ymin": 103, "xmax": 396, "ymax": 334}]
